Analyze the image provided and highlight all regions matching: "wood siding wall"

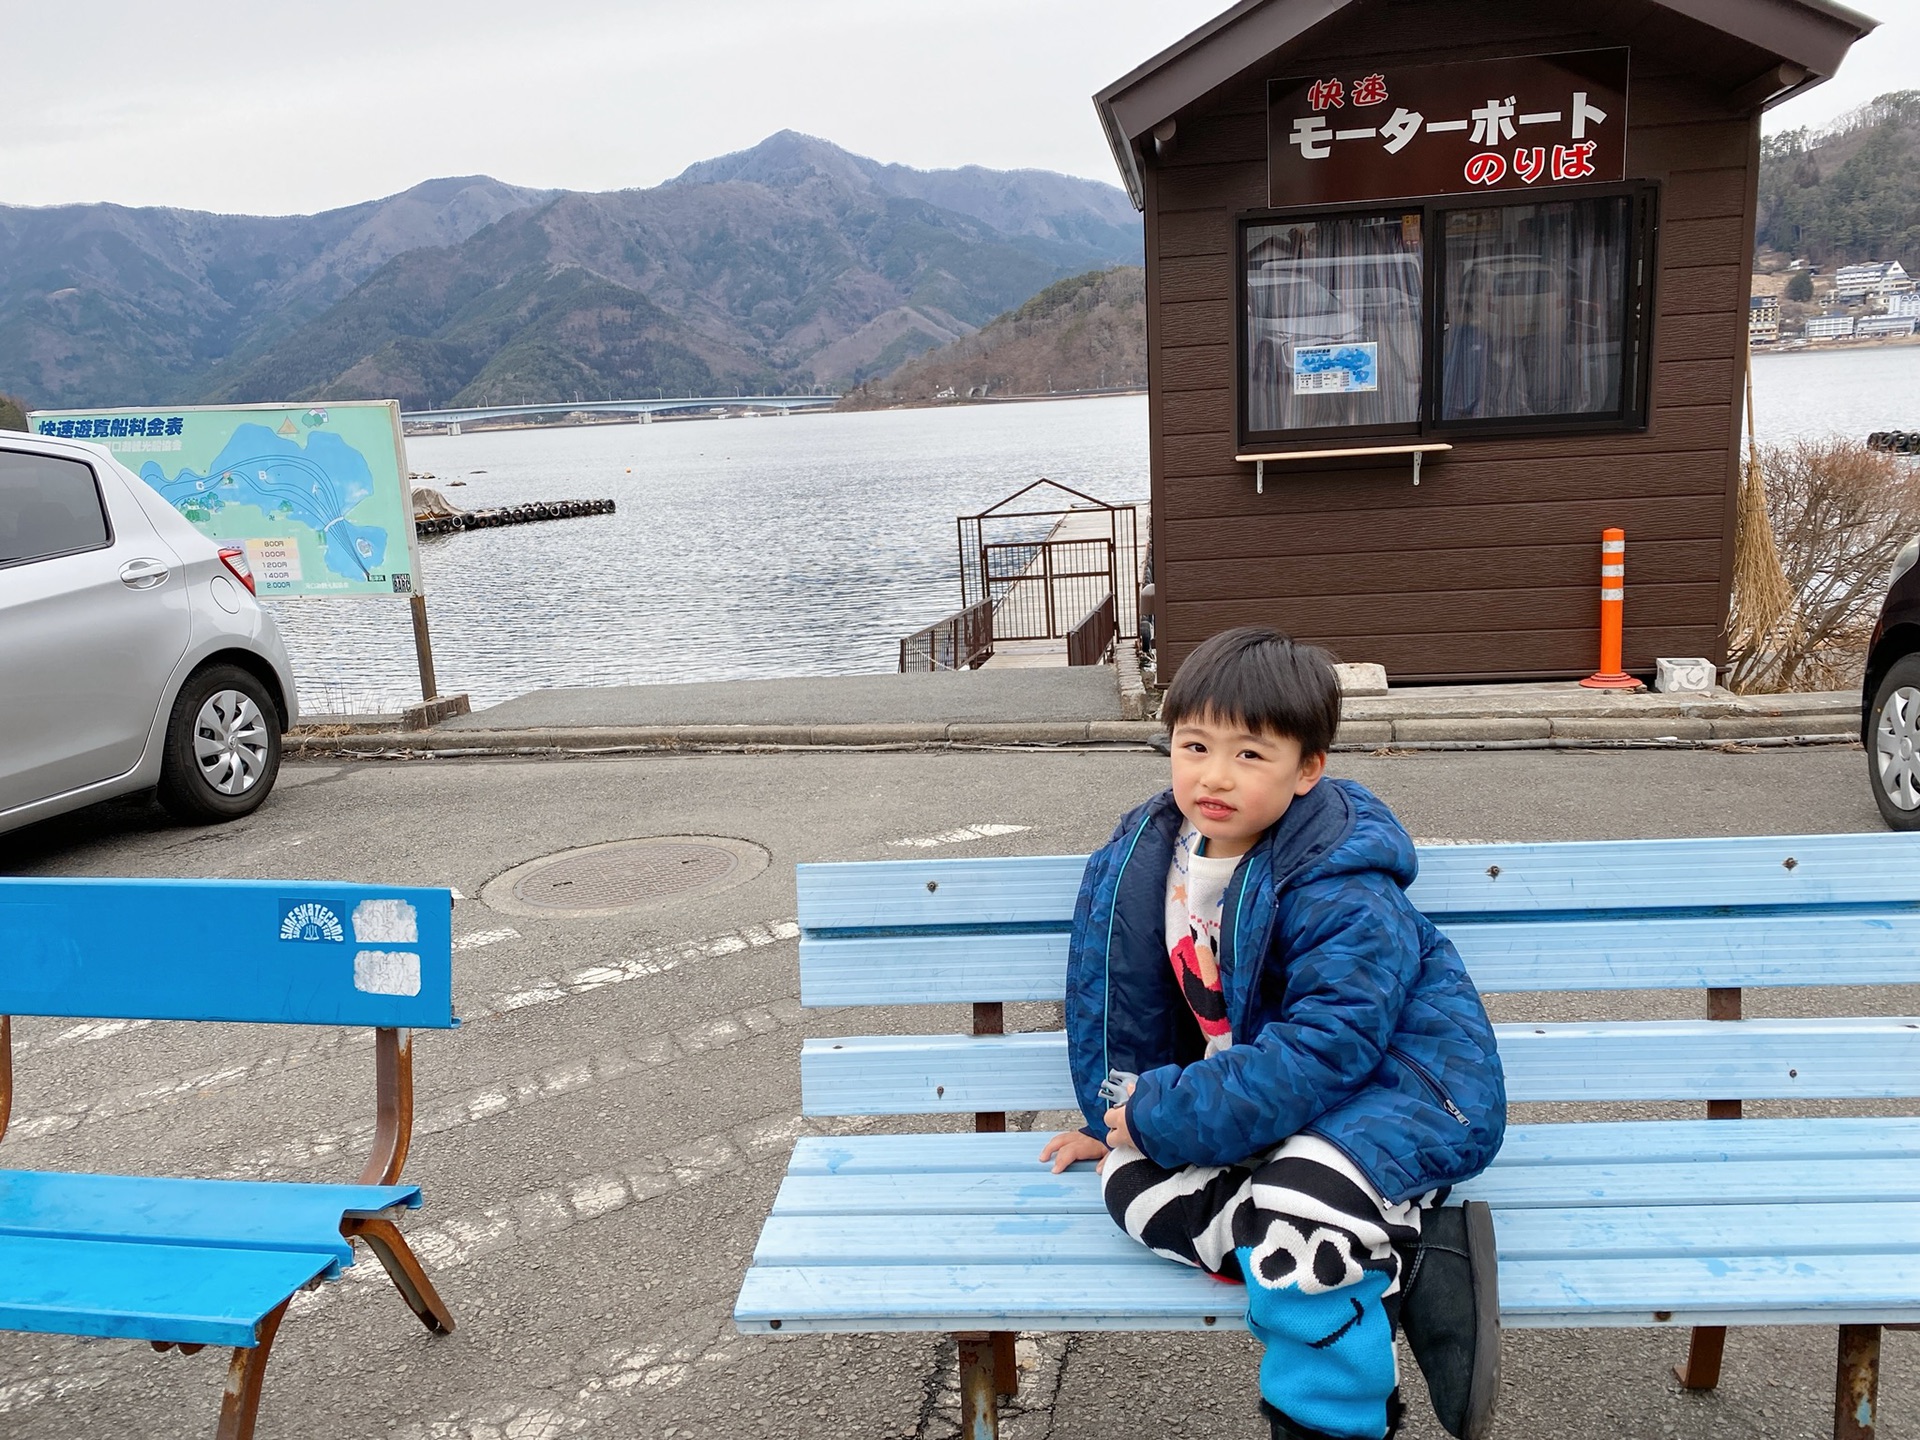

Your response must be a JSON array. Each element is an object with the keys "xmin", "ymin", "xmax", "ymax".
[{"xmin": 1144, "ymin": 2, "xmax": 1761, "ymax": 682}]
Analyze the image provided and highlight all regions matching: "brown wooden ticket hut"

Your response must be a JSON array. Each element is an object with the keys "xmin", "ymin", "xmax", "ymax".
[{"xmin": 1096, "ymin": 0, "xmax": 1875, "ymax": 683}]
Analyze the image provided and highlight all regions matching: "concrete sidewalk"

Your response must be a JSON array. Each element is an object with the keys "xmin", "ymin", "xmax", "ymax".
[{"xmin": 290, "ymin": 668, "xmax": 1863, "ymax": 757}]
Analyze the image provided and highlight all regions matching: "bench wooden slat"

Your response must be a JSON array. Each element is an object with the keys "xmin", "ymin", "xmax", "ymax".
[
  {"xmin": 0, "ymin": 878, "xmax": 457, "ymax": 1028},
  {"xmin": 754, "ymin": 1201, "xmax": 1920, "ymax": 1268},
  {"xmin": 0, "ymin": 1172, "xmax": 421, "ymax": 1272},
  {"xmin": 736, "ymin": 1250, "xmax": 1920, "ymax": 1333},
  {"xmin": 783, "ymin": 1117, "xmax": 1920, "ymax": 1176},
  {"xmin": 795, "ymin": 835, "xmax": 1920, "ymax": 936},
  {"xmin": 770, "ymin": 1154, "xmax": 1920, "ymax": 1216},
  {"xmin": 799, "ymin": 908, "xmax": 1920, "ymax": 1007},
  {"xmin": 800, "ymin": 1019, "xmax": 1920, "ymax": 1115},
  {"xmin": 0, "ymin": 1235, "xmax": 333, "ymax": 1346}
]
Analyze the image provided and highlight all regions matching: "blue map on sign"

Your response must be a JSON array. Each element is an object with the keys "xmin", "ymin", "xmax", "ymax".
[
  {"xmin": 142, "ymin": 425, "xmax": 389, "ymax": 583},
  {"xmin": 1293, "ymin": 343, "xmax": 1379, "ymax": 392}
]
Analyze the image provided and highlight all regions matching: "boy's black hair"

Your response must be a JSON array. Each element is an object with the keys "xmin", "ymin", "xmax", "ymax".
[{"xmin": 1161, "ymin": 626, "xmax": 1341, "ymax": 756}]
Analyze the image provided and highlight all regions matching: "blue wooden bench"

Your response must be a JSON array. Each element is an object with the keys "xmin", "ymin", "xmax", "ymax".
[
  {"xmin": 0, "ymin": 877, "xmax": 459, "ymax": 1439},
  {"xmin": 736, "ymin": 833, "xmax": 1920, "ymax": 1440}
]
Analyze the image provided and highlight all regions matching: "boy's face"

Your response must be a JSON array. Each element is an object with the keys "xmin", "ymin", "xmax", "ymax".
[{"xmin": 1169, "ymin": 709, "xmax": 1326, "ymax": 859}]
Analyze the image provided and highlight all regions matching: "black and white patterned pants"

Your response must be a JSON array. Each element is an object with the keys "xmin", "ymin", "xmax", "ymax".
[{"xmin": 1101, "ymin": 1134, "xmax": 1433, "ymax": 1439}]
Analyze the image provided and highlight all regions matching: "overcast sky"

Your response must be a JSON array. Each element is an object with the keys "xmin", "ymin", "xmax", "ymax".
[{"xmin": 6, "ymin": 0, "xmax": 1914, "ymax": 216}]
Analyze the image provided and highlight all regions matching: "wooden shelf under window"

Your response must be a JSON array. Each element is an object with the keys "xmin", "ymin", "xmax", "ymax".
[{"xmin": 1236, "ymin": 442, "xmax": 1453, "ymax": 491}]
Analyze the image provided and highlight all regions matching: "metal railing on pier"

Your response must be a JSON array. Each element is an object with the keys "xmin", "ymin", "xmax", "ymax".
[
  {"xmin": 899, "ymin": 599, "xmax": 994, "ymax": 672},
  {"xmin": 1066, "ymin": 594, "xmax": 1116, "ymax": 667}
]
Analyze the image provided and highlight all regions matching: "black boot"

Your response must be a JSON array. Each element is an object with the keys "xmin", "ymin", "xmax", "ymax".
[
  {"xmin": 1399, "ymin": 1200, "xmax": 1500, "ymax": 1440},
  {"xmin": 1261, "ymin": 1389, "xmax": 1403, "ymax": 1440}
]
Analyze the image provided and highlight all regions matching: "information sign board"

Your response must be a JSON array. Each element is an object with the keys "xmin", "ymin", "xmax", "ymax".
[
  {"xmin": 1269, "ymin": 49, "xmax": 1629, "ymax": 206},
  {"xmin": 28, "ymin": 401, "xmax": 421, "ymax": 598}
]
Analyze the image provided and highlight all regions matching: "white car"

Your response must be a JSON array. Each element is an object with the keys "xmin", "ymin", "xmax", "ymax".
[{"xmin": 1, "ymin": 432, "xmax": 298, "ymax": 836}]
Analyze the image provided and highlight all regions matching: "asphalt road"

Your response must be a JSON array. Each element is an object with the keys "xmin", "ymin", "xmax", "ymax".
[{"xmin": 0, "ymin": 743, "xmax": 1911, "ymax": 1440}]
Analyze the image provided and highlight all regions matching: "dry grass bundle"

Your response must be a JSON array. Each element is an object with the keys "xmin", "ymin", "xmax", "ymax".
[{"xmin": 1728, "ymin": 437, "xmax": 1920, "ymax": 692}]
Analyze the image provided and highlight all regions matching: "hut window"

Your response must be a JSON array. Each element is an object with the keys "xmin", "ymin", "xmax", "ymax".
[
  {"xmin": 1437, "ymin": 196, "xmax": 1632, "ymax": 424},
  {"xmin": 1237, "ymin": 185, "xmax": 1653, "ymax": 447},
  {"xmin": 1244, "ymin": 212, "xmax": 1424, "ymax": 434}
]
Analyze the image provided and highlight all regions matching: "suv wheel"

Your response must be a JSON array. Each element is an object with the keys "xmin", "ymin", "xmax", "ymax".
[
  {"xmin": 1868, "ymin": 653, "xmax": 1920, "ymax": 831},
  {"xmin": 156, "ymin": 664, "xmax": 282, "ymax": 824}
]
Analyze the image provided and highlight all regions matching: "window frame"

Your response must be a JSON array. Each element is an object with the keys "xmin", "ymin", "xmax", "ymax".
[
  {"xmin": 1234, "ymin": 180, "xmax": 1659, "ymax": 453},
  {"xmin": 0, "ymin": 447, "xmax": 116, "ymax": 572}
]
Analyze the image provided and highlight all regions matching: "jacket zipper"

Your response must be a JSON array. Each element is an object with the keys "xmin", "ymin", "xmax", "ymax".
[{"xmin": 1390, "ymin": 1046, "xmax": 1472, "ymax": 1128}]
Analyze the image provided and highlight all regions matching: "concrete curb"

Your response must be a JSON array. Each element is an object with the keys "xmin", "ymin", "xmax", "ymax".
[{"xmin": 286, "ymin": 711, "xmax": 1863, "ymax": 758}]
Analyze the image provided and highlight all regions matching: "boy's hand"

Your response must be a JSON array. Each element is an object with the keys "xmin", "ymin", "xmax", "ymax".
[
  {"xmin": 1103, "ymin": 1101, "xmax": 1135, "ymax": 1152},
  {"xmin": 1038, "ymin": 1130, "xmax": 1109, "ymax": 1173}
]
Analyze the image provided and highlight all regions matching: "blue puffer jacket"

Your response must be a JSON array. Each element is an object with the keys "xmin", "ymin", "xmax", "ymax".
[{"xmin": 1065, "ymin": 779, "xmax": 1506, "ymax": 1203}]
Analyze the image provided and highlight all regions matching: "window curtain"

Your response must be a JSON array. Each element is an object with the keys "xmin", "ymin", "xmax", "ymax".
[
  {"xmin": 1245, "ymin": 213, "xmax": 1423, "ymax": 434},
  {"xmin": 1440, "ymin": 197, "xmax": 1629, "ymax": 422}
]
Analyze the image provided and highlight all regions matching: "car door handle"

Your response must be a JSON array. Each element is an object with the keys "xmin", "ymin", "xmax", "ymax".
[{"xmin": 119, "ymin": 558, "xmax": 171, "ymax": 589}]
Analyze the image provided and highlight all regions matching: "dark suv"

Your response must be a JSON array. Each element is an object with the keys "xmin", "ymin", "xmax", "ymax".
[{"xmin": 1864, "ymin": 533, "xmax": 1920, "ymax": 830}]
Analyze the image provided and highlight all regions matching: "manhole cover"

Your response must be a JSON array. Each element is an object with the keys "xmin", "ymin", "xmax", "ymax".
[{"xmin": 480, "ymin": 836, "xmax": 769, "ymax": 918}]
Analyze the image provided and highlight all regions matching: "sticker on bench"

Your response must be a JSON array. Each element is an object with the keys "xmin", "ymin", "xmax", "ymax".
[
  {"xmin": 279, "ymin": 901, "xmax": 345, "ymax": 943},
  {"xmin": 354, "ymin": 949, "xmax": 422, "ymax": 996},
  {"xmin": 353, "ymin": 899, "xmax": 419, "ymax": 945}
]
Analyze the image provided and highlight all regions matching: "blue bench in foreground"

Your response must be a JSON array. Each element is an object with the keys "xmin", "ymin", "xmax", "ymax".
[
  {"xmin": 0, "ymin": 877, "xmax": 459, "ymax": 1439},
  {"xmin": 736, "ymin": 833, "xmax": 1920, "ymax": 1440}
]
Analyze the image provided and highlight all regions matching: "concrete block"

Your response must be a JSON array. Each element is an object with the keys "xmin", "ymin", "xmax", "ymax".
[
  {"xmin": 1088, "ymin": 721, "xmax": 1164, "ymax": 741},
  {"xmin": 1393, "ymin": 717, "xmax": 1552, "ymax": 742},
  {"xmin": 1333, "ymin": 720, "xmax": 1394, "ymax": 746},
  {"xmin": 1550, "ymin": 716, "xmax": 1713, "ymax": 740},
  {"xmin": 675, "ymin": 725, "xmax": 817, "ymax": 747},
  {"xmin": 945, "ymin": 722, "xmax": 1093, "ymax": 744},
  {"xmin": 1654, "ymin": 658, "xmax": 1716, "ymax": 693},
  {"xmin": 1115, "ymin": 643, "xmax": 1152, "ymax": 720},
  {"xmin": 806, "ymin": 723, "xmax": 949, "ymax": 746},
  {"xmin": 402, "ymin": 693, "xmax": 472, "ymax": 730},
  {"xmin": 1710, "ymin": 714, "xmax": 1858, "ymax": 740},
  {"xmin": 1335, "ymin": 663, "xmax": 1389, "ymax": 696}
]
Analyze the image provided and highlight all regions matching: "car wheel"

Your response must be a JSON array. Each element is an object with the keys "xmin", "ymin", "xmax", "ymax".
[
  {"xmin": 1868, "ymin": 653, "xmax": 1920, "ymax": 831},
  {"xmin": 156, "ymin": 664, "xmax": 282, "ymax": 824}
]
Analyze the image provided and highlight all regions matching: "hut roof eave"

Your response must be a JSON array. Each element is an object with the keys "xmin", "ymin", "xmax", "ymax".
[{"xmin": 1092, "ymin": 0, "xmax": 1880, "ymax": 210}]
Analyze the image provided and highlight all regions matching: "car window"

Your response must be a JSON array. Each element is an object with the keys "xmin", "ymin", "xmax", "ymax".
[{"xmin": 0, "ymin": 450, "xmax": 112, "ymax": 565}]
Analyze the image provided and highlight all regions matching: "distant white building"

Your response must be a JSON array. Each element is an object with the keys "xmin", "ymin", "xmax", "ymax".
[
  {"xmin": 1889, "ymin": 292, "xmax": 1920, "ymax": 318},
  {"xmin": 1749, "ymin": 294, "xmax": 1780, "ymax": 344},
  {"xmin": 1858, "ymin": 315, "xmax": 1917, "ymax": 337},
  {"xmin": 1806, "ymin": 314, "xmax": 1857, "ymax": 339},
  {"xmin": 1834, "ymin": 261, "xmax": 1913, "ymax": 300}
]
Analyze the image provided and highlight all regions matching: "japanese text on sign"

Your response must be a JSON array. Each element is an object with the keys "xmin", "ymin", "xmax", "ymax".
[{"xmin": 1269, "ymin": 49, "xmax": 1628, "ymax": 206}]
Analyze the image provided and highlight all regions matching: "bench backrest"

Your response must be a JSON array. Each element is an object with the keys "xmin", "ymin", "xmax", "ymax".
[
  {"xmin": 795, "ymin": 833, "xmax": 1920, "ymax": 1115},
  {"xmin": 0, "ymin": 878, "xmax": 456, "ymax": 1029}
]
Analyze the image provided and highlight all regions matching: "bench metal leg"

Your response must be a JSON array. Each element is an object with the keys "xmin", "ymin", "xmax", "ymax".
[
  {"xmin": 956, "ymin": 1332, "xmax": 1001, "ymax": 1440},
  {"xmin": 1835, "ymin": 1324, "xmax": 1880, "ymax": 1440},
  {"xmin": 342, "ymin": 1216, "xmax": 456, "ymax": 1334},
  {"xmin": 991, "ymin": 1331, "xmax": 1018, "ymax": 1399},
  {"xmin": 215, "ymin": 1299, "xmax": 288, "ymax": 1440},
  {"xmin": 1674, "ymin": 1325, "xmax": 1727, "ymax": 1390}
]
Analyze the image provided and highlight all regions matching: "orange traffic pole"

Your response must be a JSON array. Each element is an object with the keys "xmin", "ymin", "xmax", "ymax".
[{"xmin": 1580, "ymin": 528, "xmax": 1641, "ymax": 690}]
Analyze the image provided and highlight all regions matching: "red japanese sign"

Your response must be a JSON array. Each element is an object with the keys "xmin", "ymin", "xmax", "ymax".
[{"xmin": 1267, "ymin": 49, "xmax": 1628, "ymax": 206}]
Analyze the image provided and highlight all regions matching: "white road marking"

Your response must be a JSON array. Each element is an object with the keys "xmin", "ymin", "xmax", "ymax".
[
  {"xmin": 889, "ymin": 823, "xmax": 1031, "ymax": 848},
  {"xmin": 452, "ymin": 926, "xmax": 519, "ymax": 952}
]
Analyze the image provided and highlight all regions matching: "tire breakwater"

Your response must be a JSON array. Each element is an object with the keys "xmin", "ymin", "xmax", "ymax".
[{"xmin": 415, "ymin": 498, "xmax": 617, "ymax": 535}]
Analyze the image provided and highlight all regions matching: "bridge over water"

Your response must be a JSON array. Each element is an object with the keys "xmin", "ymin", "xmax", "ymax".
[{"xmin": 400, "ymin": 396, "xmax": 838, "ymax": 427}]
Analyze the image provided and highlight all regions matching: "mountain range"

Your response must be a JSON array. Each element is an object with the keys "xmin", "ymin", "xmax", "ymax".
[
  {"xmin": 1759, "ymin": 91, "xmax": 1920, "ymax": 267},
  {"xmin": 0, "ymin": 133, "xmax": 1141, "ymax": 411}
]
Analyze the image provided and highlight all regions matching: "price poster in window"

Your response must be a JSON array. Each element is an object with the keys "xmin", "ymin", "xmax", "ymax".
[
  {"xmin": 1293, "ymin": 343, "xmax": 1380, "ymax": 395},
  {"xmin": 1269, "ymin": 49, "xmax": 1628, "ymax": 207}
]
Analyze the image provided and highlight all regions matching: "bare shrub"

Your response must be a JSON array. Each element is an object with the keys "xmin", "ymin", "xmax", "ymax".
[{"xmin": 1729, "ymin": 438, "xmax": 1920, "ymax": 693}]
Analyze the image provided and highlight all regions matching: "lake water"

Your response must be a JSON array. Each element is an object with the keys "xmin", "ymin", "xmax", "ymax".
[
  {"xmin": 270, "ymin": 396, "xmax": 1151, "ymax": 714},
  {"xmin": 269, "ymin": 344, "xmax": 1920, "ymax": 715}
]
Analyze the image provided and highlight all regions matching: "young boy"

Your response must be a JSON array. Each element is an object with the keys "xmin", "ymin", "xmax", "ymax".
[{"xmin": 1039, "ymin": 627, "xmax": 1506, "ymax": 1440}]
